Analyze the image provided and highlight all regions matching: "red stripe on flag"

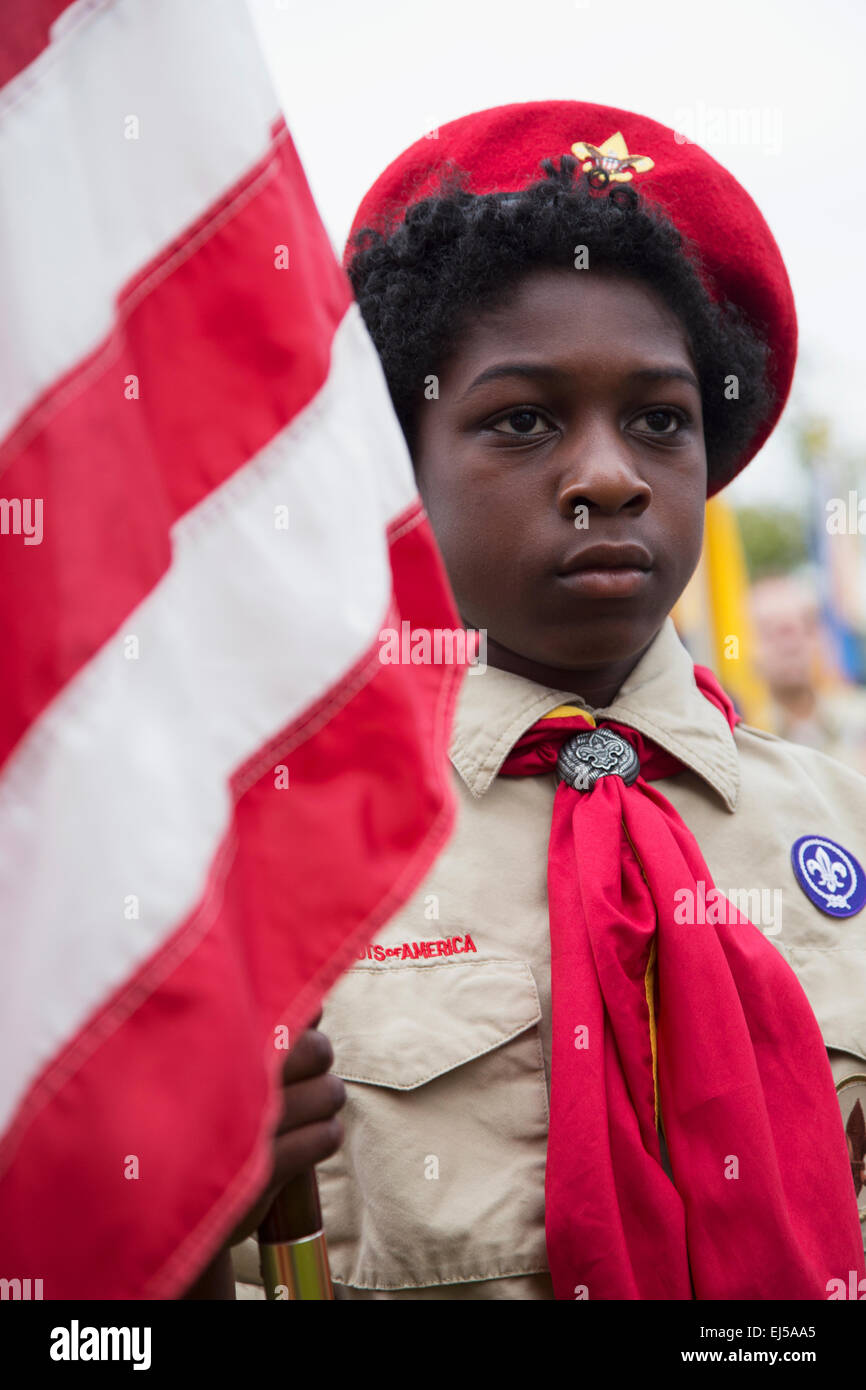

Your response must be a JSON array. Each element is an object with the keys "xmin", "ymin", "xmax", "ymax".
[
  {"xmin": 0, "ymin": 121, "xmax": 350, "ymax": 770},
  {"xmin": 0, "ymin": 500, "xmax": 463, "ymax": 1299},
  {"xmin": 0, "ymin": 0, "xmax": 77, "ymax": 90}
]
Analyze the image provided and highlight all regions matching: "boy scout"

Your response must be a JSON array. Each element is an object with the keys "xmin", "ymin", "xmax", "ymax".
[{"xmin": 231, "ymin": 101, "xmax": 866, "ymax": 1299}]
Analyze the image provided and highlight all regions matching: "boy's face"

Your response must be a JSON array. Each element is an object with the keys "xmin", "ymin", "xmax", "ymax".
[{"xmin": 413, "ymin": 266, "xmax": 708, "ymax": 703}]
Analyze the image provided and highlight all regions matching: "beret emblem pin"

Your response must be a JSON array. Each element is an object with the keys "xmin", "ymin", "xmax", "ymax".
[{"xmin": 571, "ymin": 131, "xmax": 655, "ymax": 190}]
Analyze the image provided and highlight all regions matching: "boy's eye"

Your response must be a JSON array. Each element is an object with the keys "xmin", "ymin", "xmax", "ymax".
[
  {"xmin": 631, "ymin": 409, "xmax": 685, "ymax": 436},
  {"xmin": 490, "ymin": 409, "xmax": 551, "ymax": 436}
]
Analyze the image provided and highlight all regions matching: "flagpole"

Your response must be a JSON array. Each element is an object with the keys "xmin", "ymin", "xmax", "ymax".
[{"xmin": 257, "ymin": 1170, "xmax": 335, "ymax": 1300}]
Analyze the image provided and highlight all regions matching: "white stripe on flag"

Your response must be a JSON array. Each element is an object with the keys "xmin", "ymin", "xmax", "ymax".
[
  {"xmin": 0, "ymin": 0, "xmax": 281, "ymax": 441},
  {"xmin": 0, "ymin": 303, "xmax": 416, "ymax": 1131}
]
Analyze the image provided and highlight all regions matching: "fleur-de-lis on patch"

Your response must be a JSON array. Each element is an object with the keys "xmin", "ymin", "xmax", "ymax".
[
  {"xmin": 791, "ymin": 834, "xmax": 865, "ymax": 918},
  {"xmin": 806, "ymin": 844, "xmax": 848, "ymax": 893},
  {"xmin": 571, "ymin": 131, "xmax": 654, "ymax": 190}
]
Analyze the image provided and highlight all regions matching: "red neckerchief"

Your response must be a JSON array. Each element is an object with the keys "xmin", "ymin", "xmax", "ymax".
[{"xmin": 500, "ymin": 664, "xmax": 864, "ymax": 1299}]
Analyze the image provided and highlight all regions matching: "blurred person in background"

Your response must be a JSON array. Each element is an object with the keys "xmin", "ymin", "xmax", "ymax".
[{"xmin": 751, "ymin": 572, "xmax": 866, "ymax": 774}]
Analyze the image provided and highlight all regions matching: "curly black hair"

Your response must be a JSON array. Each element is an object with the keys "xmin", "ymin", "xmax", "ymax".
[{"xmin": 346, "ymin": 154, "xmax": 775, "ymax": 492}]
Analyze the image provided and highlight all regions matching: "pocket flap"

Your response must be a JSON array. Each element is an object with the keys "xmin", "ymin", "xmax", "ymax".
[
  {"xmin": 324, "ymin": 958, "xmax": 542, "ymax": 1090},
  {"xmin": 786, "ymin": 946, "xmax": 866, "ymax": 1064}
]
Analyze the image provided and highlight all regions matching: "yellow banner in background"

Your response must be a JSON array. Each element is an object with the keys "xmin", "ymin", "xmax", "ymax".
[{"xmin": 672, "ymin": 497, "xmax": 771, "ymax": 729}]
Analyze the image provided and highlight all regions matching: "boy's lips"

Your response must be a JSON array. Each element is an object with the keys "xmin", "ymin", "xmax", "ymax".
[{"xmin": 555, "ymin": 541, "xmax": 653, "ymax": 599}]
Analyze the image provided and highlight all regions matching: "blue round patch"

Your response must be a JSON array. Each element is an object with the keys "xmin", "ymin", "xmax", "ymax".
[{"xmin": 791, "ymin": 835, "xmax": 866, "ymax": 918}]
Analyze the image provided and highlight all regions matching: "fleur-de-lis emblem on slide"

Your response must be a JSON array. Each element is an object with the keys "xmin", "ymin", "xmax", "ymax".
[{"xmin": 557, "ymin": 727, "xmax": 640, "ymax": 790}]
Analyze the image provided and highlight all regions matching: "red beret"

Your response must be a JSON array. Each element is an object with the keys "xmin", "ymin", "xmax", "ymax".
[{"xmin": 343, "ymin": 100, "xmax": 797, "ymax": 494}]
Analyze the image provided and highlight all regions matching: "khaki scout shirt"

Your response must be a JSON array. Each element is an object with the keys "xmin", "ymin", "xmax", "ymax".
[{"xmin": 233, "ymin": 616, "xmax": 866, "ymax": 1299}]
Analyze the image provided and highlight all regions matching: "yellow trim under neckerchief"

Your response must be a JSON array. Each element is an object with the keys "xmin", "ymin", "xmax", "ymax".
[
  {"xmin": 644, "ymin": 937, "xmax": 659, "ymax": 1134},
  {"xmin": 543, "ymin": 705, "xmax": 596, "ymax": 724},
  {"xmin": 621, "ymin": 821, "xmax": 661, "ymax": 1136}
]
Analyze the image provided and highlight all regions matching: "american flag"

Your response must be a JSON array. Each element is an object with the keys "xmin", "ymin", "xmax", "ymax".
[{"xmin": 0, "ymin": 0, "xmax": 462, "ymax": 1298}]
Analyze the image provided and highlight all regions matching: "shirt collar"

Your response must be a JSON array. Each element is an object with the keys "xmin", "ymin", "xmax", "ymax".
[{"xmin": 449, "ymin": 616, "xmax": 740, "ymax": 810}]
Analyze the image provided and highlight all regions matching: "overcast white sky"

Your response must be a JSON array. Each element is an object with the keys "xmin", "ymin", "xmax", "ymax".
[{"xmin": 249, "ymin": 0, "xmax": 866, "ymax": 507}]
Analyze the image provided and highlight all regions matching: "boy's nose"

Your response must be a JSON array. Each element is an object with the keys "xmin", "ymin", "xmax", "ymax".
[{"xmin": 555, "ymin": 435, "xmax": 652, "ymax": 518}]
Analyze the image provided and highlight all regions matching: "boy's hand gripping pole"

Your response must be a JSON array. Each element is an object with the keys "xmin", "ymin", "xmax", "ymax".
[{"xmin": 258, "ymin": 1169, "xmax": 334, "ymax": 1300}]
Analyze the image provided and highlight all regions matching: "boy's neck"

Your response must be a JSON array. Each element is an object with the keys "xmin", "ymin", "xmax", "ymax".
[{"xmin": 482, "ymin": 634, "xmax": 657, "ymax": 711}]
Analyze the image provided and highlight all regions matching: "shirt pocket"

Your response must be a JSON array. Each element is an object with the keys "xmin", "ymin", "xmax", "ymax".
[{"xmin": 316, "ymin": 957, "xmax": 550, "ymax": 1291}]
